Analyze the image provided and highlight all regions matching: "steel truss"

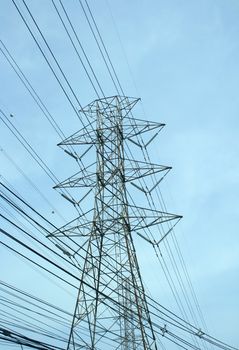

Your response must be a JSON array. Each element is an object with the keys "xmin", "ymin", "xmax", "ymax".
[{"xmin": 52, "ymin": 96, "xmax": 181, "ymax": 350}]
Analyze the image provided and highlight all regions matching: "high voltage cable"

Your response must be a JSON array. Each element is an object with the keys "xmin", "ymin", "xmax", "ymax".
[
  {"xmin": 0, "ymin": 108, "xmax": 81, "ymax": 214},
  {"xmin": 158, "ymin": 185, "xmax": 211, "ymax": 335},
  {"xmin": 0, "ymin": 194, "xmax": 202, "ymax": 335},
  {"xmin": 0, "ymin": 148, "xmax": 66, "ymax": 222},
  {"xmin": 0, "ymin": 109, "xmax": 58, "ymax": 184},
  {"xmin": 0, "ymin": 280, "xmax": 73, "ymax": 318},
  {"xmin": 0, "ymin": 294, "xmax": 71, "ymax": 328},
  {"xmin": 0, "ymin": 40, "xmax": 66, "ymax": 141},
  {"xmin": 11, "ymin": 0, "xmax": 85, "ymax": 124},
  {"xmin": 0, "ymin": 299, "xmax": 69, "ymax": 342},
  {"xmin": 13, "ymin": 0, "xmax": 99, "ymax": 135},
  {"xmin": 0, "ymin": 219, "xmax": 235, "ymax": 350},
  {"xmin": 11, "ymin": 0, "xmax": 104, "ymax": 171},
  {"xmin": 0, "ymin": 212, "xmax": 79, "ymax": 274},
  {"xmin": 0, "ymin": 185, "xmax": 226, "ymax": 348},
  {"xmin": 124, "ymin": 123, "xmax": 203, "ymax": 336},
  {"xmin": 0, "ymin": 179, "xmax": 192, "ymax": 324},
  {"xmin": 83, "ymin": 0, "xmax": 124, "ymax": 94},
  {"xmin": 0, "ymin": 237, "xmax": 208, "ymax": 350},
  {"xmin": 0, "ymin": 39, "xmax": 87, "ymax": 178},
  {"xmin": 2, "ymin": 1, "xmax": 237, "ymax": 348},
  {"xmin": 19, "ymin": 0, "xmax": 84, "ymax": 108},
  {"xmin": 9, "ymin": 0, "xmax": 106, "ymax": 211},
  {"xmin": 0, "ymin": 326, "xmax": 66, "ymax": 350},
  {"xmin": 0, "ymin": 182, "xmax": 237, "ymax": 350},
  {"xmin": 0, "ymin": 183, "xmax": 227, "ymax": 338},
  {"xmin": 1, "ymin": 226, "xmax": 235, "ymax": 350},
  {"xmin": 11, "ymin": 0, "xmax": 125, "ymax": 153},
  {"xmin": 78, "ymin": 0, "xmax": 122, "ymax": 95},
  {"xmin": 2, "ymin": 4, "xmax": 192, "ymax": 330},
  {"xmin": 122, "ymin": 140, "xmax": 202, "ymax": 349},
  {"xmin": 0, "ymin": 39, "xmax": 96, "ymax": 209},
  {"xmin": 0, "ymin": 283, "xmax": 150, "ymax": 350},
  {"xmin": 0, "ymin": 189, "xmax": 182, "ymax": 330},
  {"xmin": 51, "ymin": 0, "xmax": 105, "ymax": 98},
  {"xmin": 76, "ymin": 0, "xmax": 206, "ymax": 333}
]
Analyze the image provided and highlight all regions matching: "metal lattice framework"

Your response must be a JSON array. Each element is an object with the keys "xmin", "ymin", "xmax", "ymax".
[{"xmin": 51, "ymin": 96, "xmax": 182, "ymax": 350}]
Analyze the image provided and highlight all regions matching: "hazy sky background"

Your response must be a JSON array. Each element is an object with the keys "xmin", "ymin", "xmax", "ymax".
[{"xmin": 0, "ymin": 0, "xmax": 239, "ymax": 348}]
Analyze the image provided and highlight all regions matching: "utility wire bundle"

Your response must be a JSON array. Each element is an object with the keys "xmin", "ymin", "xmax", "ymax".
[
  {"xmin": 0, "ymin": 1, "xmax": 238, "ymax": 350},
  {"xmin": 0, "ymin": 180, "xmax": 237, "ymax": 350}
]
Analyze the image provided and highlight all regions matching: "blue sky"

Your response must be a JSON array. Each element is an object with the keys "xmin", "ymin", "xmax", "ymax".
[{"xmin": 0, "ymin": 0, "xmax": 239, "ymax": 348}]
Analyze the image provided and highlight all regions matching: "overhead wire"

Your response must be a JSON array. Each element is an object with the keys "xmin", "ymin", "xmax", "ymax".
[
  {"xmin": 0, "ymin": 235, "xmax": 235, "ymax": 350},
  {"xmin": 1, "ymin": 224, "xmax": 235, "ymax": 350},
  {"xmin": 76, "ymin": 2, "xmax": 207, "ymax": 343},
  {"xmin": 78, "ymin": 1, "xmax": 211, "ymax": 342},
  {"xmin": 0, "ymin": 147, "xmax": 66, "ymax": 222},
  {"xmin": 0, "ymin": 183, "xmax": 222, "ymax": 339},
  {"xmin": 0, "ymin": 182, "xmax": 237, "ymax": 350},
  {"xmin": 0, "ymin": 238, "xmax": 208, "ymax": 350},
  {"xmin": 0, "ymin": 183, "xmax": 201, "ymax": 330},
  {"xmin": 0, "ymin": 39, "xmax": 66, "ymax": 141},
  {"xmin": 78, "ymin": 0, "xmax": 123, "ymax": 95},
  {"xmin": 0, "ymin": 108, "xmax": 58, "ymax": 184},
  {"xmin": 51, "ymin": 0, "xmax": 105, "ymax": 98},
  {"xmin": 2, "ymin": 1, "xmax": 236, "ymax": 348},
  {"xmin": 0, "ymin": 39, "xmax": 95, "ymax": 218},
  {"xmin": 0, "ymin": 107, "xmax": 83, "ymax": 218},
  {"xmin": 2, "ymin": 9, "xmax": 207, "ymax": 342}
]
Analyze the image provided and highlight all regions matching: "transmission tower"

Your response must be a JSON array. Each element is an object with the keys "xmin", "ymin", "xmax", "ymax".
[{"xmin": 51, "ymin": 96, "xmax": 181, "ymax": 349}]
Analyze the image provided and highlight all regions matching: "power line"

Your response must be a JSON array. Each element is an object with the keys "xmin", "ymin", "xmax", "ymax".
[
  {"xmin": 1, "ymin": 181, "xmax": 237, "ymax": 350},
  {"xmin": 1, "ymin": 217, "xmax": 236, "ymax": 350},
  {"xmin": 75, "ymin": 1, "xmax": 208, "ymax": 335},
  {"xmin": 0, "ymin": 148, "xmax": 66, "ymax": 222},
  {"xmin": 1, "ymin": 3, "xmax": 237, "ymax": 350},
  {"xmin": 51, "ymin": 0, "xmax": 105, "ymax": 98}
]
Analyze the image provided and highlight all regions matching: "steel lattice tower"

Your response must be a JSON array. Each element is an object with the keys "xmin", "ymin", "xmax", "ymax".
[{"xmin": 51, "ymin": 96, "xmax": 181, "ymax": 349}]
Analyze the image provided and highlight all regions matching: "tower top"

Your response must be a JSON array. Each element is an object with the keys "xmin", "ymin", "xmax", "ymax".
[{"xmin": 79, "ymin": 95, "xmax": 140, "ymax": 118}]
